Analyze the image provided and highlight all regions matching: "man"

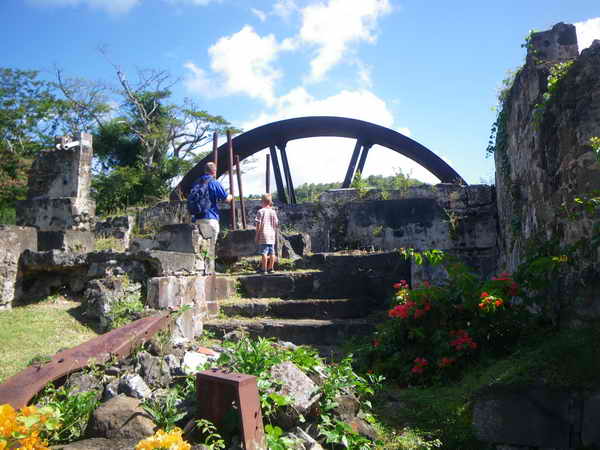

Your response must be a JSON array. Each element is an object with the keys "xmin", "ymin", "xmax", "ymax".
[{"xmin": 190, "ymin": 162, "xmax": 232, "ymax": 274}]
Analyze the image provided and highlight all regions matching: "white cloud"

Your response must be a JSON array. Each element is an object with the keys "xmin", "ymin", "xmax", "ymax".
[
  {"xmin": 165, "ymin": 0, "xmax": 220, "ymax": 5},
  {"xmin": 251, "ymin": 8, "xmax": 267, "ymax": 22},
  {"xmin": 184, "ymin": 26, "xmax": 282, "ymax": 104},
  {"xmin": 27, "ymin": 0, "xmax": 140, "ymax": 14},
  {"xmin": 230, "ymin": 88, "xmax": 437, "ymax": 195},
  {"xmin": 298, "ymin": 0, "xmax": 391, "ymax": 81},
  {"xmin": 575, "ymin": 17, "xmax": 600, "ymax": 51},
  {"xmin": 273, "ymin": 0, "xmax": 298, "ymax": 21}
]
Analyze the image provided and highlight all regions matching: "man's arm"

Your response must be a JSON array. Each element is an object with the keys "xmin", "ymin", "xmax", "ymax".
[{"xmin": 212, "ymin": 180, "xmax": 233, "ymax": 203}]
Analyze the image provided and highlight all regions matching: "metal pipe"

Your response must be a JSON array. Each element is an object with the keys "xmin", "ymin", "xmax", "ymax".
[
  {"xmin": 356, "ymin": 143, "xmax": 372, "ymax": 176},
  {"xmin": 265, "ymin": 154, "xmax": 271, "ymax": 194},
  {"xmin": 235, "ymin": 155, "xmax": 247, "ymax": 229},
  {"xmin": 278, "ymin": 143, "xmax": 297, "ymax": 204},
  {"xmin": 227, "ymin": 130, "xmax": 237, "ymax": 230}
]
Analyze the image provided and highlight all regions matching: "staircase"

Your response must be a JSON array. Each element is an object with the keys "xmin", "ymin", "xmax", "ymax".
[{"xmin": 204, "ymin": 251, "xmax": 410, "ymax": 348}]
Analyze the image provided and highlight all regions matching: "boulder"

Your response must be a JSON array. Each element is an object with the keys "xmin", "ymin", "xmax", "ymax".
[
  {"xmin": 333, "ymin": 394, "xmax": 360, "ymax": 421},
  {"xmin": 65, "ymin": 372, "xmax": 103, "ymax": 400},
  {"xmin": 118, "ymin": 374, "xmax": 152, "ymax": 400},
  {"xmin": 182, "ymin": 351, "xmax": 209, "ymax": 375},
  {"xmin": 50, "ymin": 437, "xmax": 139, "ymax": 449},
  {"xmin": 269, "ymin": 362, "xmax": 321, "ymax": 429},
  {"xmin": 136, "ymin": 351, "xmax": 171, "ymax": 388},
  {"xmin": 87, "ymin": 395, "xmax": 155, "ymax": 440}
]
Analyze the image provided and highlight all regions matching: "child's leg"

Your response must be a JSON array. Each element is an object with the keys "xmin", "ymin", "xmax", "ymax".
[
  {"xmin": 261, "ymin": 254, "xmax": 268, "ymax": 272},
  {"xmin": 267, "ymin": 248, "xmax": 276, "ymax": 270}
]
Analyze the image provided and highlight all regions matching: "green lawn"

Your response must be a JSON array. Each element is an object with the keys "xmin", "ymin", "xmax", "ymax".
[{"xmin": 0, "ymin": 297, "xmax": 100, "ymax": 383}]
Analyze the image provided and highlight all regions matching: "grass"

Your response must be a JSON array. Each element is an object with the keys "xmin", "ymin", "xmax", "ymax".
[
  {"xmin": 0, "ymin": 296, "xmax": 100, "ymax": 383},
  {"xmin": 371, "ymin": 322, "xmax": 600, "ymax": 449},
  {"xmin": 94, "ymin": 237, "xmax": 126, "ymax": 252}
]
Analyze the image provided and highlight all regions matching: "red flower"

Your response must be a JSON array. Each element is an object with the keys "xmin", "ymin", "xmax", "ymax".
[
  {"xmin": 372, "ymin": 339, "xmax": 380, "ymax": 348},
  {"xmin": 414, "ymin": 309, "xmax": 425, "ymax": 319}
]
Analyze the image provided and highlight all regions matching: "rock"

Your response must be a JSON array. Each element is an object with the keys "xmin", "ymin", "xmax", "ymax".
[
  {"xmin": 182, "ymin": 351, "xmax": 209, "ymax": 374},
  {"xmin": 164, "ymin": 354, "xmax": 183, "ymax": 377},
  {"xmin": 0, "ymin": 226, "xmax": 37, "ymax": 309},
  {"xmin": 102, "ymin": 379, "xmax": 120, "ymax": 402},
  {"xmin": 65, "ymin": 372, "xmax": 103, "ymax": 400},
  {"xmin": 118, "ymin": 374, "xmax": 152, "ymax": 400},
  {"xmin": 88, "ymin": 395, "xmax": 155, "ymax": 440},
  {"xmin": 333, "ymin": 394, "xmax": 360, "ymax": 421},
  {"xmin": 129, "ymin": 237, "xmax": 158, "ymax": 253},
  {"xmin": 293, "ymin": 426, "xmax": 325, "ymax": 450},
  {"xmin": 346, "ymin": 416, "xmax": 379, "ymax": 441},
  {"xmin": 269, "ymin": 362, "xmax": 321, "ymax": 428},
  {"xmin": 223, "ymin": 329, "xmax": 245, "ymax": 342},
  {"xmin": 136, "ymin": 351, "xmax": 171, "ymax": 388},
  {"xmin": 50, "ymin": 437, "xmax": 139, "ymax": 449}
]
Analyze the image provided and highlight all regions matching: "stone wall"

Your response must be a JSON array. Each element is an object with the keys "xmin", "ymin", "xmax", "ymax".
[
  {"xmin": 135, "ymin": 184, "xmax": 498, "ymax": 278},
  {"xmin": 494, "ymin": 23, "xmax": 600, "ymax": 320},
  {"xmin": 0, "ymin": 226, "xmax": 37, "ymax": 309}
]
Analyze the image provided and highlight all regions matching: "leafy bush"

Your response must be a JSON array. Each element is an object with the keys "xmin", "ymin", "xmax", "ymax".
[
  {"xmin": 107, "ymin": 293, "xmax": 145, "ymax": 329},
  {"xmin": 363, "ymin": 250, "xmax": 533, "ymax": 385},
  {"xmin": 141, "ymin": 390, "xmax": 187, "ymax": 432},
  {"xmin": 36, "ymin": 384, "xmax": 99, "ymax": 444}
]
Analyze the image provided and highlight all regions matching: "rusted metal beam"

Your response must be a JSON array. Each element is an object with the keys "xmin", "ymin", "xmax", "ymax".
[
  {"xmin": 212, "ymin": 132, "xmax": 218, "ymax": 172},
  {"xmin": 269, "ymin": 145, "xmax": 288, "ymax": 204},
  {"xmin": 0, "ymin": 313, "xmax": 171, "ymax": 409},
  {"xmin": 278, "ymin": 142, "xmax": 297, "ymax": 205},
  {"xmin": 196, "ymin": 370, "xmax": 265, "ymax": 450},
  {"xmin": 356, "ymin": 142, "xmax": 372, "ymax": 176},
  {"xmin": 235, "ymin": 155, "xmax": 247, "ymax": 229},
  {"xmin": 227, "ymin": 130, "xmax": 237, "ymax": 230},
  {"xmin": 265, "ymin": 154, "xmax": 271, "ymax": 194},
  {"xmin": 342, "ymin": 139, "xmax": 363, "ymax": 188}
]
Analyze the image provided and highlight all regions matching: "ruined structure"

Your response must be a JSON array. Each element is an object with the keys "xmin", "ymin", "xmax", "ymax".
[{"xmin": 495, "ymin": 22, "xmax": 600, "ymax": 322}]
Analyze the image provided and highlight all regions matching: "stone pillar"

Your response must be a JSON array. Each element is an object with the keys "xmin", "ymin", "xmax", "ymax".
[
  {"xmin": 0, "ymin": 226, "xmax": 37, "ymax": 309},
  {"xmin": 16, "ymin": 134, "xmax": 96, "ymax": 253}
]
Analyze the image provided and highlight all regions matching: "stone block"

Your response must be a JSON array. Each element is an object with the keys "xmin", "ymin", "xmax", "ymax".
[
  {"xmin": 171, "ymin": 305, "xmax": 205, "ymax": 345},
  {"xmin": 466, "ymin": 185, "xmax": 494, "ymax": 207},
  {"xmin": 129, "ymin": 238, "xmax": 159, "ymax": 252},
  {"xmin": 146, "ymin": 275, "xmax": 207, "ymax": 309},
  {"xmin": 214, "ymin": 276, "xmax": 236, "ymax": 300},
  {"xmin": 26, "ymin": 133, "xmax": 93, "ymax": 200},
  {"xmin": 583, "ymin": 392, "xmax": 600, "ymax": 446},
  {"xmin": 472, "ymin": 386, "xmax": 574, "ymax": 447},
  {"xmin": 0, "ymin": 226, "xmax": 37, "ymax": 309},
  {"xmin": 138, "ymin": 250, "xmax": 197, "ymax": 276},
  {"xmin": 38, "ymin": 230, "xmax": 95, "ymax": 253},
  {"xmin": 157, "ymin": 223, "xmax": 207, "ymax": 254},
  {"xmin": 217, "ymin": 229, "xmax": 256, "ymax": 259},
  {"xmin": 16, "ymin": 197, "xmax": 95, "ymax": 231},
  {"xmin": 285, "ymin": 233, "xmax": 311, "ymax": 256},
  {"xmin": 95, "ymin": 216, "xmax": 134, "ymax": 249}
]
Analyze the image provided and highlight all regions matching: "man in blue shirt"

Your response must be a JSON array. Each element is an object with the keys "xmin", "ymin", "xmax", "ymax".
[{"xmin": 193, "ymin": 162, "xmax": 232, "ymax": 274}]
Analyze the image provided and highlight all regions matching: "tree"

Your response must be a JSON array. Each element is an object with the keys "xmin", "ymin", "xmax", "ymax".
[
  {"xmin": 0, "ymin": 69, "xmax": 65, "ymax": 222},
  {"xmin": 56, "ymin": 65, "xmax": 233, "ymax": 215}
]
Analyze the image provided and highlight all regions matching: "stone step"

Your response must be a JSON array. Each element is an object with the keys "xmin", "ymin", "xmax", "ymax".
[
  {"xmin": 235, "ymin": 271, "xmax": 386, "ymax": 300},
  {"xmin": 220, "ymin": 297, "xmax": 374, "ymax": 319},
  {"xmin": 204, "ymin": 317, "xmax": 376, "ymax": 346}
]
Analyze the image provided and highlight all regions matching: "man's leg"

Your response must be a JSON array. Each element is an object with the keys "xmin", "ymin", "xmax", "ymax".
[{"xmin": 197, "ymin": 219, "xmax": 219, "ymax": 275}]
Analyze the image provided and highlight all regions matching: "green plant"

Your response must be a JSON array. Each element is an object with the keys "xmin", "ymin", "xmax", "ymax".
[
  {"xmin": 264, "ymin": 424, "xmax": 299, "ymax": 449},
  {"xmin": 36, "ymin": 383, "xmax": 99, "ymax": 444},
  {"xmin": 533, "ymin": 60, "xmax": 574, "ymax": 124},
  {"xmin": 0, "ymin": 403, "xmax": 61, "ymax": 449},
  {"xmin": 195, "ymin": 418, "xmax": 226, "ymax": 449},
  {"xmin": 372, "ymin": 225, "xmax": 384, "ymax": 237},
  {"xmin": 141, "ymin": 390, "xmax": 187, "ymax": 432},
  {"xmin": 351, "ymin": 170, "xmax": 370, "ymax": 199},
  {"xmin": 443, "ymin": 209, "xmax": 460, "ymax": 240},
  {"xmin": 107, "ymin": 293, "xmax": 145, "ymax": 329},
  {"xmin": 94, "ymin": 236, "xmax": 125, "ymax": 252}
]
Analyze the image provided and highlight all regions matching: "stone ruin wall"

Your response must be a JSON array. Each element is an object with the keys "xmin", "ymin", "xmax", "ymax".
[{"xmin": 495, "ymin": 23, "xmax": 600, "ymax": 321}]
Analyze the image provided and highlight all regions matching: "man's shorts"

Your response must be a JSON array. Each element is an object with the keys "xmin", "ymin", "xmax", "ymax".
[{"xmin": 258, "ymin": 244, "xmax": 275, "ymax": 256}]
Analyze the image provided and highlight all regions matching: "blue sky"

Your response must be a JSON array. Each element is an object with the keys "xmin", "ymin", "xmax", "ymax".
[{"xmin": 2, "ymin": 0, "xmax": 600, "ymax": 194}]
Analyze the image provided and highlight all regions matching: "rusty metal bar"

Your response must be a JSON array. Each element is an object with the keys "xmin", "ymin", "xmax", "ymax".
[
  {"xmin": 356, "ymin": 143, "xmax": 372, "ymax": 176},
  {"xmin": 227, "ymin": 130, "xmax": 237, "ymax": 230},
  {"xmin": 0, "ymin": 313, "xmax": 171, "ymax": 409},
  {"xmin": 265, "ymin": 154, "xmax": 271, "ymax": 194},
  {"xmin": 196, "ymin": 370, "xmax": 265, "ymax": 450},
  {"xmin": 269, "ymin": 145, "xmax": 287, "ymax": 204},
  {"xmin": 235, "ymin": 155, "xmax": 247, "ymax": 229},
  {"xmin": 278, "ymin": 142, "xmax": 297, "ymax": 205},
  {"xmin": 342, "ymin": 139, "xmax": 363, "ymax": 188},
  {"xmin": 212, "ymin": 132, "xmax": 218, "ymax": 172}
]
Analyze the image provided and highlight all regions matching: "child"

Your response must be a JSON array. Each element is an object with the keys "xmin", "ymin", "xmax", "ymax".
[{"xmin": 255, "ymin": 193, "xmax": 279, "ymax": 274}]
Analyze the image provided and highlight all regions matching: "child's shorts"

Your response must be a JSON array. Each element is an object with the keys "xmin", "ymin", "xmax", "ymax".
[{"xmin": 258, "ymin": 244, "xmax": 275, "ymax": 256}]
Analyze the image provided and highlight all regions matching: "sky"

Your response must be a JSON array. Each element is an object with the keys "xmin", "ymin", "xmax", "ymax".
[{"xmin": 2, "ymin": 0, "xmax": 600, "ymax": 195}]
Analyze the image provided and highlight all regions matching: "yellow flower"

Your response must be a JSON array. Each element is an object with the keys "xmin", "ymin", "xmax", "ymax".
[{"xmin": 135, "ymin": 428, "xmax": 191, "ymax": 450}]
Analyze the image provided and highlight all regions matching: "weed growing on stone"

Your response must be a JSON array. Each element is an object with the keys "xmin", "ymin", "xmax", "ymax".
[
  {"xmin": 107, "ymin": 292, "xmax": 145, "ymax": 329},
  {"xmin": 141, "ymin": 390, "xmax": 187, "ymax": 432}
]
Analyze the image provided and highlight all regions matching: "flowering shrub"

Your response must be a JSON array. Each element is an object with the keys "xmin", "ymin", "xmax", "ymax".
[
  {"xmin": 364, "ymin": 250, "xmax": 533, "ymax": 384},
  {"xmin": 0, "ymin": 403, "xmax": 60, "ymax": 450},
  {"xmin": 135, "ymin": 427, "xmax": 191, "ymax": 450}
]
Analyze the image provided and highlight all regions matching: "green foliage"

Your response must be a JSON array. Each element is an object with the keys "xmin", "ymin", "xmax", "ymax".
[
  {"xmin": 361, "ymin": 249, "xmax": 534, "ymax": 385},
  {"xmin": 141, "ymin": 390, "xmax": 187, "ymax": 432},
  {"xmin": 533, "ymin": 60, "xmax": 575, "ymax": 124},
  {"xmin": 37, "ymin": 384, "xmax": 99, "ymax": 444},
  {"xmin": 264, "ymin": 424, "xmax": 299, "ymax": 449},
  {"xmin": 107, "ymin": 293, "xmax": 144, "ymax": 329},
  {"xmin": 351, "ymin": 170, "xmax": 370, "ymax": 199},
  {"xmin": 195, "ymin": 418, "xmax": 226, "ymax": 450}
]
